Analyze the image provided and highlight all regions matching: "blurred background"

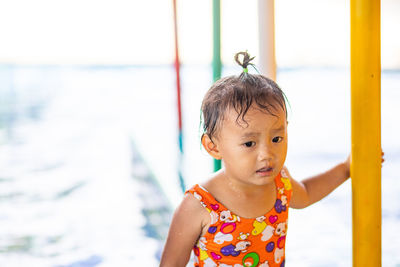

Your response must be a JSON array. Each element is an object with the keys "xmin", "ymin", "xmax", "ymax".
[{"xmin": 0, "ymin": 0, "xmax": 399, "ymax": 266}]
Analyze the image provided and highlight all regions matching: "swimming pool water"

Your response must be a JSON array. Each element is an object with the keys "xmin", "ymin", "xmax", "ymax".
[{"xmin": 0, "ymin": 65, "xmax": 399, "ymax": 266}]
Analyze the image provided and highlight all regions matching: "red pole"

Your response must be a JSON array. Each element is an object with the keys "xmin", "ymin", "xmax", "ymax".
[
  {"xmin": 173, "ymin": 0, "xmax": 182, "ymax": 132},
  {"xmin": 172, "ymin": 0, "xmax": 185, "ymax": 192}
]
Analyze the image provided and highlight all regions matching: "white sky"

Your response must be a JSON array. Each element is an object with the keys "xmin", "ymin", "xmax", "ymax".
[{"xmin": 0, "ymin": 0, "xmax": 399, "ymax": 68}]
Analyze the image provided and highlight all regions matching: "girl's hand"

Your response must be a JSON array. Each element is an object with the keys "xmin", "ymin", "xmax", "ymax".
[
  {"xmin": 346, "ymin": 150, "xmax": 385, "ymax": 177},
  {"xmin": 344, "ymin": 155, "xmax": 351, "ymax": 178}
]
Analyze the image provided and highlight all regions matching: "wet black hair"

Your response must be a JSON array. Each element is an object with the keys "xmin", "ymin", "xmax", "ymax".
[{"xmin": 201, "ymin": 51, "xmax": 288, "ymax": 140}]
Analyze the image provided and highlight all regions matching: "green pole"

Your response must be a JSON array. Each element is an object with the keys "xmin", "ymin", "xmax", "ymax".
[
  {"xmin": 212, "ymin": 0, "xmax": 222, "ymax": 171},
  {"xmin": 213, "ymin": 0, "xmax": 222, "ymax": 81}
]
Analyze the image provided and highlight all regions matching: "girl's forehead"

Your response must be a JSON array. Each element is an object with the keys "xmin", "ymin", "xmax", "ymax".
[
  {"xmin": 224, "ymin": 106, "xmax": 286, "ymax": 124},
  {"xmin": 219, "ymin": 108, "xmax": 286, "ymax": 137}
]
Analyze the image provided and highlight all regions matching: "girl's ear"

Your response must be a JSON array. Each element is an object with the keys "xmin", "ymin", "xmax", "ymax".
[{"xmin": 201, "ymin": 134, "xmax": 222, "ymax": 160}]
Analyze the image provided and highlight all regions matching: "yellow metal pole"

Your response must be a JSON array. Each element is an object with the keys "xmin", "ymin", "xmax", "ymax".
[{"xmin": 351, "ymin": 0, "xmax": 381, "ymax": 266}]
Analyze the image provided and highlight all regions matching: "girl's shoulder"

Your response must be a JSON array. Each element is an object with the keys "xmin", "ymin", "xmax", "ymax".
[
  {"xmin": 184, "ymin": 172, "xmax": 223, "ymax": 210},
  {"xmin": 186, "ymin": 173, "xmax": 222, "ymax": 209},
  {"xmin": 176, "ymin": 188, "xmax": 211, "ymax": 231}
]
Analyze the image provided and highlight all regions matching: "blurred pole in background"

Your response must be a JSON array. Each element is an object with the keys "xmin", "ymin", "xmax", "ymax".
[
  {"xmin": 212, "ymin": 0, "xmax": 222, "ymax": 172},
  {"xmin": 350, "ymin": 0, "xmax": 381, "ymax": 266},
  {"xmin": 258, "ymin": 0, "xmax": 276, "ymax": 81},
  {"xmin": 172, "ymin": 0, "xmax": 186, "ymax": 192}
]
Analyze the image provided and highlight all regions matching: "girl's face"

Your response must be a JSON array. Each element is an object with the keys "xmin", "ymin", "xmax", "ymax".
[{"xmin": 214, "ymin": 105, "xmax": 288, "ymax": 187}]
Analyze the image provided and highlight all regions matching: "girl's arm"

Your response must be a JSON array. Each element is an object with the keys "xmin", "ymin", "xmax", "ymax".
[
  {"xmin": 286, "ymin": 157, "xmax": 350, "ymax": 209},
  {"xmin": 160, "ymin": 194, "xmax": 209, "ymax": 267}
]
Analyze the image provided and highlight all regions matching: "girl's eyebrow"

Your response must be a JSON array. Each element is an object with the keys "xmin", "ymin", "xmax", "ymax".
[
  {"xmin": 241, "ymin": 125, "xmax": 285, "ymax": 138},
  {"xmin": 272, "ymin": 125, "xmax": 286, "ymax": 132},
  {"xmin": 241, "ymin": 132, "xmax": 259, "ymax": 138}
]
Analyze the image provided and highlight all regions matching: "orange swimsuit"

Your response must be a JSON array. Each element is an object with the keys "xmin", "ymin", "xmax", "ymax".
[{"xmin": 186, "ymin": 169, "xmax": 292, "ymax": 267}]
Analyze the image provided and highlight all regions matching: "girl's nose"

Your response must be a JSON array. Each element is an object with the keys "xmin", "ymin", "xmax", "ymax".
[{"xmin": 258, "ymin": 145, "xmax": 273, "ymax": 161}]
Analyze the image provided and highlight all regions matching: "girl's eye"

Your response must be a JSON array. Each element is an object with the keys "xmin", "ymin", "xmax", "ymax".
[
  {"xmin": 272, "ymin": 136, "xmax": 283, "ymax": 143},
  {"xmin": 244, "ymin": 141, "xmax": 255, "ymax": 147}
]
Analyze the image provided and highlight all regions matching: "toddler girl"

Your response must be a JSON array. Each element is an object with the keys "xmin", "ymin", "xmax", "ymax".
[{"xmin": 160, "ymin": 51, "xmax": 352, "ymax": 267}]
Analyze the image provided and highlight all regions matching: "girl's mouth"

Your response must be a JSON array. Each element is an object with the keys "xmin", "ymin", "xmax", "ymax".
[{"xmin": 256, "ymin": 167, "xmax": 274, "ymax": 176}]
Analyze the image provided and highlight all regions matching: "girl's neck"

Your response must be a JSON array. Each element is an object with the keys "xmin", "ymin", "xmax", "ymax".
[{"xmin": 219, "ymin": 169, "xmax": 274, "ymax": 198}]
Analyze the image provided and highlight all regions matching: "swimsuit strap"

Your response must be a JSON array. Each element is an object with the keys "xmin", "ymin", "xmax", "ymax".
[
  {"xmin": 276, "ymin": 168, "xmax": 293, "ymax": 202},
  {"xmin": 186, "ymin": 184, "xmax": 222, "ymax": 214},
  {"xmin": 186, "ymin": 184, "xmax": 233, "ymax": 227}
]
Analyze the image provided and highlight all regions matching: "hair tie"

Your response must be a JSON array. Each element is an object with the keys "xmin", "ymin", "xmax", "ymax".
[{"xmin": 243, "ymin": 67, "xmax": 248, "ymax": 73}]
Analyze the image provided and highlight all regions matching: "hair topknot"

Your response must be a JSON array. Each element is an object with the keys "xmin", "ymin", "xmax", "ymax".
[
  {"xmin": 234, "ymin": 51, "xmax": 255, "ymax": 70},
  {"xmin": 234, "ymin": 51, "xmax": 257, "ymax": 83}
]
